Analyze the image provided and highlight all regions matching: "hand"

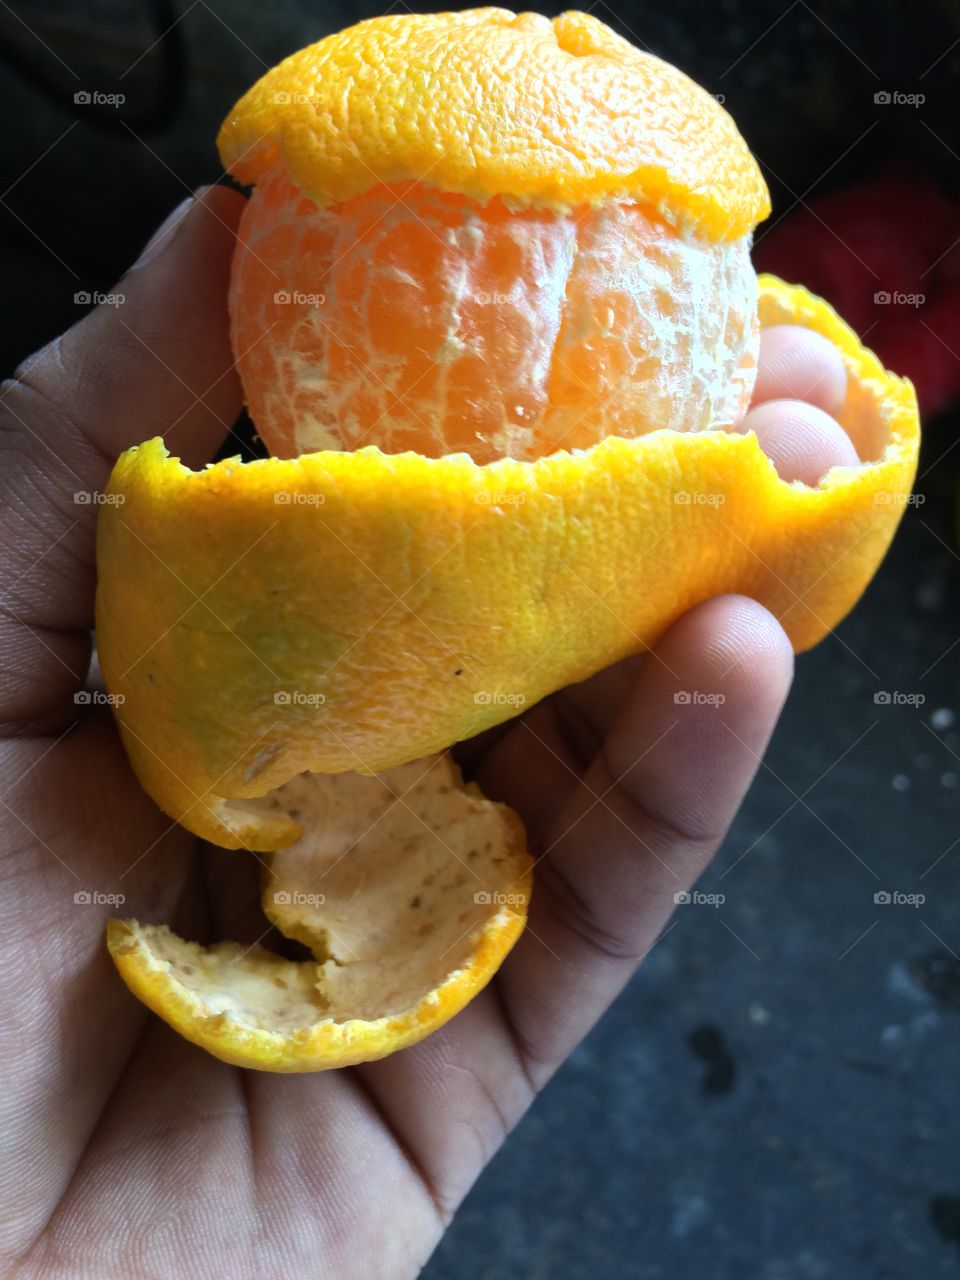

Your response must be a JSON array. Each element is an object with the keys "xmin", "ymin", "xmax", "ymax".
[{"xmin": 0, "ymin": 187, "xmax": 855, "ymax": 1278}]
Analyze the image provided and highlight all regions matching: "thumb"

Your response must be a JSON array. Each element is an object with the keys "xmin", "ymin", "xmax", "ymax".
[{"xmin": 0, "ymin": 184, "xmax": 248, "ymax": 731}]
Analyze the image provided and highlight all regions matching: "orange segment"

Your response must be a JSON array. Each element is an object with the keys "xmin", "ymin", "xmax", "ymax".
[
  {"xmin": 108, "ymin": 753, "xmax": 531, "ymax": 1071},
  {"xmin": 231, "ymin": 166, "xmax": 759, "ymax": 463},
  {"xmin": 217, "ymin": 9, "xmax": 769, "ymax": 240}
]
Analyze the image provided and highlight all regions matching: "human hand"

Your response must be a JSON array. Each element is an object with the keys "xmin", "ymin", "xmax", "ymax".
[{"xmin": 0, "ymin": 186, "xmax": 855, "ymax": 1278}]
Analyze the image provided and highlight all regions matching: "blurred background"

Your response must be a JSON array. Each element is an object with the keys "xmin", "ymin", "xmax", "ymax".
[{"xmin": 2, "ymin": 2, "xmax": 959, "ymax": 1276}]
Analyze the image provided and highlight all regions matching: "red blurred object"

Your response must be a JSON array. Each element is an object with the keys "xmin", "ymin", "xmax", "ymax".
[{"xmin": 753, "ymin": 175, "xmax": 960, "ymax": 417}]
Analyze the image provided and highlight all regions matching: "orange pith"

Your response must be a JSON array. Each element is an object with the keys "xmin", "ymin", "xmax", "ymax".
[{"xmin": 231, "ymin": 164, "xmax": 759, "ymax": 463}]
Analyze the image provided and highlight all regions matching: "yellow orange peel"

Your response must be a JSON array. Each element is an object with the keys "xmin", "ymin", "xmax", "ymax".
[
  {"xmin": 216, "ymin": 8, "xmax": 769, "ymax": 239},
  {"xmin": 96, "ymin": 276, "xmax": 919, "ymax": 856}
]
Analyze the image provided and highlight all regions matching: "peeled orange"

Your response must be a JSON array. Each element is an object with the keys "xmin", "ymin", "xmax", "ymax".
[{"xmin": 98, "ymin": 10, "xmax": 920, "ymax": 1071}]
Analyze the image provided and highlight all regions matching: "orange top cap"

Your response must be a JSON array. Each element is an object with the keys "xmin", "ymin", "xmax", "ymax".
[{"xmin": 217, "ymin": 8, "xmax": 770, "ymax": 241}]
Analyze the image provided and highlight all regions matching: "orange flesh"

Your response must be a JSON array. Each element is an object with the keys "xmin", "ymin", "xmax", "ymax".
[{"xmin": 230, "ymin": 164, "xmax": 760, "ymax": 464}]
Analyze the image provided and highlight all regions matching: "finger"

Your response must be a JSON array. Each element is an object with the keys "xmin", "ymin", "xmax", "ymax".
[
  {"xmin": 0, "ymin": 185, "xmax": 246, "ymax": 730},
  {"xmin": 740, "ymin": 398, "xmax": 860, "ymax": 485},
  {"xmin": 355, "ymin": 986, "xmax": 537, "ymax": 1221},
  {"xmin": 496, "ymin": 594, "xmax": 793, "ymax": 1086},
  {"xmin": 752, "ymin": 323, "xmax": 848, "ymax": 415},
  {"xmin": 457, "ymin": 651, "xmax": 647, "ymax": 794}
]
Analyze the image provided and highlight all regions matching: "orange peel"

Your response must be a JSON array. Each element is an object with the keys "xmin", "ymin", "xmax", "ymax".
[
  {"xmin": 108, "ymin": 753, "xmax": 530, "ymax": 1071},
  {"xmin": 96, "ymin": 276, "xmax": 919, "ymax": 855},
  {"xmin": 217, "ymin": 8, "xmax": 769, "ymax": 238}
]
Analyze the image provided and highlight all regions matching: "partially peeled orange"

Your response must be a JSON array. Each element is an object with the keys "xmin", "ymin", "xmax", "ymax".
[{"xmin": 98, "ymin": 10, "xmax": 920, "ymax": 1071}]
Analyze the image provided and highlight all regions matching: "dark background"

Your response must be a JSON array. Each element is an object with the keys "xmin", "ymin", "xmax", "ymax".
[{"xmin": 2, "ymin": 2, "xmax": 959, "ymax": 1276}]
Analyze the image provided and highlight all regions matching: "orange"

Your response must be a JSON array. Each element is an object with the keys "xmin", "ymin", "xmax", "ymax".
[
  {"xmin": 96, "ymin": 12, "xmax": 920, "ymax": 1071},
  {"xmin": 230, "ymin": 168, "xmax": 759, "ymax": 463},
  {"xmin": 220, "ymin": 9, "xmax": 769, "ymax": 463}
]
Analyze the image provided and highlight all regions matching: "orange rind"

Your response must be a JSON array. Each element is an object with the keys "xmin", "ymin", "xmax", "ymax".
[
  {"xmin": 108, "ymin": 753, "xmax": 530, "ymax": 1071},
  {"xmin": 96, "ymin": 277, "xmax": 919, "ymax": 855},
  {"xmin": 217, "ymin": 8, "xmax": 769, "ymax": 237}
]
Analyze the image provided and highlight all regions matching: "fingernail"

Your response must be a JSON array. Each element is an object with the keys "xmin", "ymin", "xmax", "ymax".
[{"xmin": 130, "ymin": 185, "xmax": 211, "ymax": 270}]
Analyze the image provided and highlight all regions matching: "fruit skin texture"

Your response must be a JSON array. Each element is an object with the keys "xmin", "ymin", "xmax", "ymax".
[
  {"xmin": 96, "ymin": 276, "xmax": 919, "ymax": 854},
  {"xmin": 216, "ymin": 8, "xmax": 769, "ymax": 240}
]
